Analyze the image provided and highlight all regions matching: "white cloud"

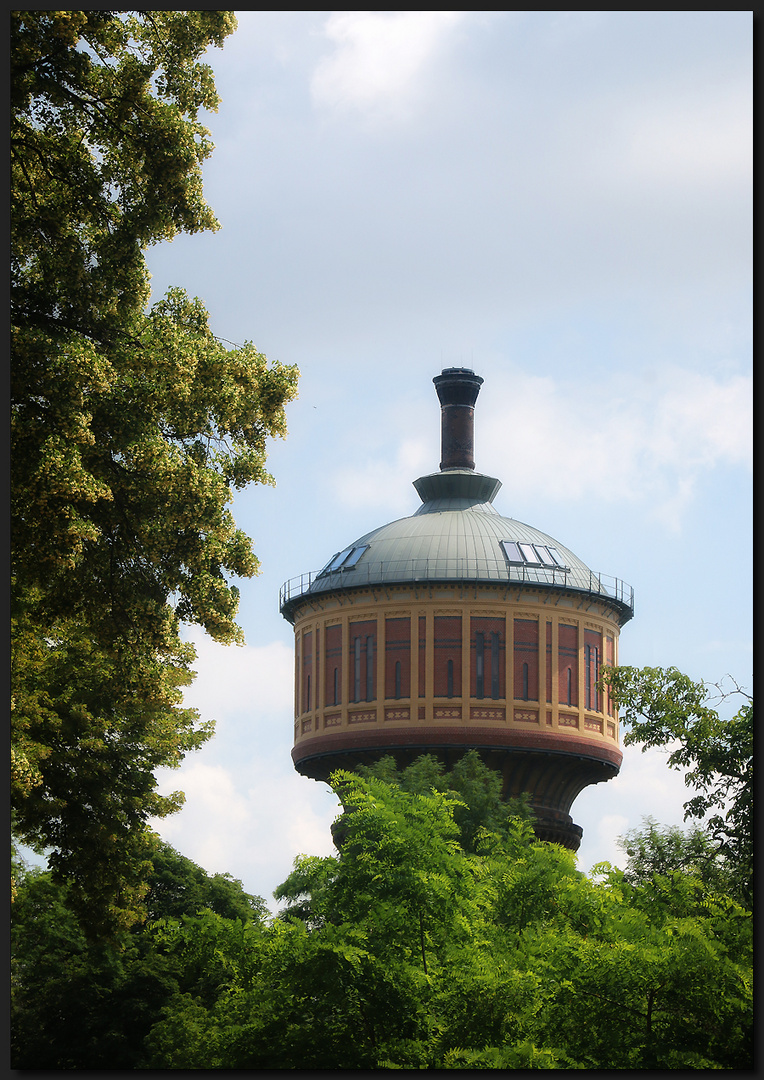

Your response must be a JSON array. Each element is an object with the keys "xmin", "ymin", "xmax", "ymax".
[
  {"xmin": 332, "ymin": 436, "xmax": 430, "ymax": 514},
  {"xmin": 325, "ymin": 367, "xmax": 750, "ymax": 532},
  {"xmin": 311, "ymin": 11, "xmax": 466, "ymax": 120},
  {"xmin": 153, "ymin": 756, "xmax": 340, "ymax": 909},
  {"xmin": 611, "ymin": 82, "xmax": 752, "ymax": 191},
  {"xmin": 478, "ymin": 367, "xmax": 751, "ymax": 530},
  {"xmin": 151, "ymin": 629, "xmax": 340, "ymax": 907},
  {"xmin": 181, "ymin": 628, "xmax": 293, "ymax": 724},
  {"xmin": 574, "ymin": 743, "xmax": 694, "ymax": 875}
]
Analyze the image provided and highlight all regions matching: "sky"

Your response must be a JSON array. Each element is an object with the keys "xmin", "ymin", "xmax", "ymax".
[{"xmin": 139, "ymin": 11, "xmax": 751, "ymax": 908}]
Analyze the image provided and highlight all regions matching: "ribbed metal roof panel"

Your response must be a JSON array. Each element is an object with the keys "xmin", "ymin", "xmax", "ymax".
[{"xmin": 280, "ymin": 471, "xmax": 633, "ymax": 622}]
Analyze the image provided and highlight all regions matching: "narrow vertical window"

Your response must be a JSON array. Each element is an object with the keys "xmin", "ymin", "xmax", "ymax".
[
  {"xmin": 594, "ymin": 646, "xmax": 600, "ymax": 712},
  {"xmin": 395, "ymin": 660, "xmax": 401, "ymax": 700},
  {"xmin": 566, "ymin": 667, "xmax": 572, "ymax": 706},
  {"xmin": 366, "ymin": 635, "xmax": 374, "ymax": 702},
  {"xmin": 491, "ymin": 632, "xmax": 500, "ymax": 699},
  {"xmin": 306, "ymin": 674, "xmax": 311, "ymax": 712},
  {"xmin": 333, "ymin": 666, "xmax": 339, "ymax": 706},
  {"xmin": 447, "ymin": 659, "xmax": 454, "ymax": 698},
  {"xmin": 354, "ymin": 637, "xmax": 361, "ymax": 703},
  {"xmin": 522, "ymin": 663, "xmax": 529, "ymax": 701},
  {"xmin": 476, "ymin": 632, "xmax": 484, "ymax": 699},
  {"xmin": 585, "ymin": 644, "xmax": 591, "ymax": 709}
]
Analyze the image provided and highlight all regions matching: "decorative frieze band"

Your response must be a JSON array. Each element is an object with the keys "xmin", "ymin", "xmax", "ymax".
[
  {"xmin": 434, "ymin": 706, "xmax": 462, "ymax": 720},
  {"xmin": 471, "ymin": 707, "xmax": 506, "ymax": 721},
  {"xmin": 348, "ymin": 710, "xmax": 377, "ymax": 724}
]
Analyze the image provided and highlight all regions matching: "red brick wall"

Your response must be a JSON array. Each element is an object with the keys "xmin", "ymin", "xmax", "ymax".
[
  {"xmin": 434, "ymin": 615, "xmax": 462, "ymax": 698},
  {"xmin": 324, "ymin": 624, "xmax": 342, "ymax": 706},
  {"xmin": 514, "ymin": 618, "xmax": 539, "ymax": 701},
  {"xmin": 385, "ymin": 617, "xmax": 411, "ymax": 699},
  {"xmin": 470, "ymin": 616, "xmax": 505, "ymax": 699},
  {"xmin": 585, "ymin": 628, "xmax": 602, "ymax": 711},
  {"xmin": 419, "ymin": 616, "xmax": 426, "ymax": 698},
  {"xmin": 546, "ymin": 621, "xmax": 553, "ymax": 703},
  {"xmin": 349, "ymin": 619, "xmax": 377, "ymax": 703},
  {"xmin": 301, "ymin": 631, "xmax": 312, "ymax": 714},
  {"xmin": 558, "ymin": 623, "xmax": 578, "ymax": 706},
  {"xmin": 605, "ymin": 634, "xmax": 615, "ymax": 715}
]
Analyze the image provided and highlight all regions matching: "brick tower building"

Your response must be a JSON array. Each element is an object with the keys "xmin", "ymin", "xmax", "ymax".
[{"xmin": 280, "ymin": 369, "xmax": 633, "ymax": 849}]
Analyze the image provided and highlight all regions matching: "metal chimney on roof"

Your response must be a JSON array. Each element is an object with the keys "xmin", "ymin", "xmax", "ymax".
[{"xmin": 433, "ymin": 367, "xmax": 484, "ymax": 471}]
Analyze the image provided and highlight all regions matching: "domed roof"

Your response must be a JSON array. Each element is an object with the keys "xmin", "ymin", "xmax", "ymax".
[{"xmin": 280, "ymin": 468, "xmax": 633, "ymax": 623}]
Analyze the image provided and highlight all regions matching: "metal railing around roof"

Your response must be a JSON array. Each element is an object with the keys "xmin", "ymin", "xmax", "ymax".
[{"xmin": 280, "ymin": 556, "xmax": 634, "ymax": 618}]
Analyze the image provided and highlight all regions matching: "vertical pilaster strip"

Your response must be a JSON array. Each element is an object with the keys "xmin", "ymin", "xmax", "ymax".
[{"xmin": 538, "ymin": 617, "xmax": 546, "ymax": 713}]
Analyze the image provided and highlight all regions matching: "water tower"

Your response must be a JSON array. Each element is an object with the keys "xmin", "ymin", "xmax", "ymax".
[{"xmin": 280, "ymin": 369, "xmax": 633, "ymax": 849}]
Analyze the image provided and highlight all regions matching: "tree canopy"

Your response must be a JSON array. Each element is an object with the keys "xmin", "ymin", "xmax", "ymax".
[
  {"xmin": 12, "ymin": 766, "xmax": 753, "ymax": 1069},
  {"xmin": 601, "ymin": 666, "xmax": 752, "ymax": 906},
  {"xmin": 11, "ymin": 11, "xmax": 299, "ymax": 934}
]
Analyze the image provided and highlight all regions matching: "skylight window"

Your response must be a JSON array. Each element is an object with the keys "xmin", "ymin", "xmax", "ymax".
[
  {"xmin": 321, "ymin": 547, "xmax": 353, "ymax": 574},
  {"xmin": 500, "ymin": 541, "xmax": 523, "ymax": 563},
  {"xmin": 318, "ymin": 544, "xmax": 369, "ymax": 576},
  {"xmin": 342, "ymin": 544, "xmax": 368, "ymax": 569},
  {"xmin": 500, "ymin": 540, "xmax": 569, "ymax": 571},
  {"xmin": 534, "ymin": 545, "xmax": 556, "ymax": 567},
  {"xmin": 547, "ymin": 547, "xmax": 566, "ymax": 567}
]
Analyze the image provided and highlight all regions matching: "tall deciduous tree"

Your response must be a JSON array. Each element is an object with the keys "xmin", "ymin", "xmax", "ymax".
[
  {"xmin": 601, "ymin": 667, "xmax": 752, "ymax": 906},
  {"xmin": 11, "ymin": 11, "xmax": 299, "ymax": 934},
  {"xmin": 12, "ymin": 773, "xmax": 752, "ymax": 1069}
]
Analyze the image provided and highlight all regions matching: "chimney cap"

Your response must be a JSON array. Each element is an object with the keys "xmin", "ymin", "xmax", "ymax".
[{"xmin": 433, "ymin": 368, "xmax": 484, "ymax": 408}]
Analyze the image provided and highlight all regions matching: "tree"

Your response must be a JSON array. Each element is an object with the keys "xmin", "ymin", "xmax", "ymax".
[
  {"xmin": 11, "ymin": 841, "xmax": 268, "ymax": 1069},
  {"xmin": 355, "ymin": 750, "xmax": 534, "ymax": 853},
  {"xmin": 601, "ymin": 667, "xmax": 752, "ymax": 906},
  {"xmin": 13, "ymin": 774, "xmax": 752, "ymax": 1069},
  {"xmin": 11, "ymin": 11, "xmax": 299, "ymax": 934},
  {"xmin": 147, "ymin": 772, "xmax": 752, "ymax": 1069},
  {"xmin": 617, "ymin": 816, "xmax": 735, "ymax": 895}
]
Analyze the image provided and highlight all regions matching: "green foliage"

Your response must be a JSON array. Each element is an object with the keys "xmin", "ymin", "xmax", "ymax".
[
  {"xmin": 12, "ymin": 771, "xmax": 752, "ymax": 1070},
  {"xmin": 12, "ymin": 668, "xmax": 753, "ymax": 1070},
  {"xmin": 11, "ymin": 841, "xmax": 267, "ymax": 1069},
  {"xmin": 356, "ymin": 749, "xmax": 535, "ymax": 852},
  {"xmin": 143, "ymin": 838, "xmax": 268, "ymax": 924},
  {"xmin": 618, "ymin": 816, "xmax": 736, "ymax": 895},
  {"xmin": 601, "ymin": 666, "xmax": 752, "ymax": 905},
  {"xmin": 11, "ymin": 11, "xmax": 299, "ymax": 934}
]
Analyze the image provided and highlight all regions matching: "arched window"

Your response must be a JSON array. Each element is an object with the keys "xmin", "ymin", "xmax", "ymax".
[
  {"xmin": 491, "ymin": 632, "xmax": 500, "ymax": 699},
  {"xmin": 366, "ymin": 635, "xmax": 374, "ymax": 702},
  {"xmin": 354, "ymin": 637, "xmax": 362, "ymax": 702},
  {"xmin": 476, "ymin": 632, "xmax": 485, "ymax": 699}
]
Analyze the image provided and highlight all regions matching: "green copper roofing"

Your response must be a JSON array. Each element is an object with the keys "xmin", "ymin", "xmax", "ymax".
[{"xmin": 280, "ymin": 468, "xmax": 634, "ymax": 624}]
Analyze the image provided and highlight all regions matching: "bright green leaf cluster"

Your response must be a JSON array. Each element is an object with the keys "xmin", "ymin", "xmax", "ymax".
[
  {"xmin": 11, "ymin": 11, "xmax": 299, "ymax": 935},
  {"xmin": 14, "ymin": 767, "xmax": 752, "ymax": 1068},
  {"xmin": 601, "ymin": 666, "xmax": 752, "ymax": 906}
]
